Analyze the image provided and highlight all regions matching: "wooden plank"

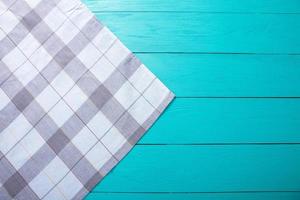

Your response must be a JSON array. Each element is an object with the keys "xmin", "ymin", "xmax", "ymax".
[
  {"xmin": 140, "ymin": 98, "xmax": 300, "ymax": 144},
  {"xmin": 86, "ymin": 192, "xmax": 300, "ymax": 200},
  {"xmin": 136, "ymin": 54, "xmax": 300, "ymax": 97},
  {"xmin": 93, "ymin": 12, "xmax": 300, "ymax": 53},
  {"xmin": 83, "ymin": 0, "xmax": 300, "ymax": 13},
  {"xmin": 92, "ymin": 145, "xmax": 300, "ymax": 192}
]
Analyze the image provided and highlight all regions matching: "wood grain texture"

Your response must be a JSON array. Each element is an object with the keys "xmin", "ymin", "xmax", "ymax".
[
  {"xmin": 93, "ymin": 145, "xmax": 300, "ymax": 192},
  {"xmin": 137, "ymin": 54, "xmax": 300, "ymax": 97},
  {"xmin": 94, "ymin": 12, "xmax": 300, "ymax": 54},
  {"xmin": 83, "ymin": 0, "xmax": 300, "ymax": 13},
  {"xmin": 140, "ymin": 98, "xmax": 300, "ymax": 144}
]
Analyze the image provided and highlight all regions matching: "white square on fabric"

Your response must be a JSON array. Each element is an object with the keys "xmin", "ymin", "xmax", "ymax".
[
  {"xmin": 2, "ymin": 48, "xmax": 27, "ymax": 72},
  {"xmin": 114, "ymin": 81, "xmax": 140, "ymax": 109},
  {"xmin": 6, "ymin": 143, "xmax": 31, "ymax": 170},
  {"xmin": 21, "ymin": 128, "xmax": 45, "ymax": 156},
  {"xmin": 43, "ymin": 156, "xmax": 69, "ymax": 184},
  {"xmin": 43, "ymin": 187, "xmax": 65, "ymax": 200},
  {"xmin": 90, "ymin": 56, "xmax": 115, "ymax": 83},
  {"xmin": 36, "ymin": 85, "xmax": 61, "ymax": 112},
  {"xmin": 101, "ymin": 127, "xmax": 126, "ymax": 154},
  {"xmin": 143, "ymin": 79, "xmax": 170, "ymax": 108},
  {"xmin": 72, "ymin": 127, "xmax": 98, "ymax": 155},
  {"xmin": 105, "ymin": 40, "xmax": 130, "ymax": 66},
  {"xmin": 129, "ymin": 64, "xmax": 155, "ymax": 93},
  {"xmin": 0, "ymin": 11, "xmax": 19, "ymax": 33},
  {"xmin": 64, "ymin": 85, "xmax": 88, "ymax": 111},
  {"xmin": 77, "ymin": 43, "xmax": 102, "ymax": 69},
  {"xmin": 30, "ymin": 46, "xmax": 52, "ymax": 72},
  {"xmin": 57, "ymin": 172, "xmax": 82, "ymax": 199},
  {"xmin": 51, "ymin": 71, "xmax": 75, "ymax": 96},
  {"xmin": 29, "ymin": 171, "xmax": 55, "ymax": 198},
  {"xmin": 48, "ymin": 100, "xmax": 73, "ymax": 127},
  {"xmin": 85, "ymin": 142, "xmax": 112, "ymax": 170},
  {"xmin": 92, "ymin": 27, "xmax": 117, "ymax": 53},
  {"xmin": 43, "ymin": 7, "xmax": 67, "ymax": 32},
  {"xmin": 18, "ymin": 33, "xmax": 40, "ymax": 57},
  {"xmin": 87, "ymin": 111, "xmax": 112, "ymax": 139},
  {"xmin": 56, "ymin": 20, "xmax": 80, "ymax": 45},
  {"xmin": 69, "ymin": 4, "xmax": 94, "ymax": 29},
  {"xmin": 10, "ymin": 114, "xmax": 33, "ymax": 138},
  {"xmin": 13, "ymin": 61, "xmax": 38, "ymax": 86},
  {"xmin": 129, "ymin": 96, "xmax": 155, "ymax": 125},
  {"xmin": 0, "ymin": 115, "xmax": 32, "ymax": 154}
]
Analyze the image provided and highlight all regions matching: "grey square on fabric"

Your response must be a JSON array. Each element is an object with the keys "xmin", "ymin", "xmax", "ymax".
[
  {"xmin": 4, "ymin": 172, "xmax": 27, "ymax": 197},
  {"xmin": 0, "ymin": 0, "xmax": 174, "ymax": 199},
  {"xmin": 47, "ymin": 129, "xmax": 70, "ymax": 154},
  {"xmin": 21, "ymin": 11, "xmax": 42, "ymax": 31},
  {"xmin": 12, "ymin": 88, "xmax": 34, "ymax": 111},
  {"xmin": 54, "ymin": 46, "xmax": 76, "ymax": 68}
]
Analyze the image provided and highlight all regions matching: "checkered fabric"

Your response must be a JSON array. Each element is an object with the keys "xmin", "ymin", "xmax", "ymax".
[{"xmin": 0, "ymin": 0, "xmax": 174, "ymax": 199}]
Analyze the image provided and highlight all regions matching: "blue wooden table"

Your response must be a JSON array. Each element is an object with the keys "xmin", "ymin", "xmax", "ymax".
[{"xmin": 82, "ymin": 0, "xmax": 300, "ymax": 199}]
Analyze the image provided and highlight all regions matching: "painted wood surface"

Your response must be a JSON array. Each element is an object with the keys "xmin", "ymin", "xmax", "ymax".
[
  {"xmin": 83, "ymin": 0, "xmax": 300, "ymax": 199},
  {"xmin": 136, "ymin": 54, "xmax": 300, "ymax": 97},
  {"xmin": 140, "ymin": 98, "xmax": 300, "ymax": 144},
  {"xmin": 92, "ymin": 145, "xmax": 300, "ymax": 192},
  {"xmin": 86, "ymin": 193, "xmax": 300, "ymax": 200},
  {"xmin": 85, "ymin": 0, "xmax": 300, "ymax": 12},
  {"xmin": 94, "ymin": 13, "xmax": 300, "ymax": 54}
]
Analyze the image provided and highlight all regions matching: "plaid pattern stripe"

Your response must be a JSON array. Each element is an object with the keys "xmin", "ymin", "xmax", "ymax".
[{"xmin": 0, "ymin": 0, "xmax": 174, "ymax": 199}]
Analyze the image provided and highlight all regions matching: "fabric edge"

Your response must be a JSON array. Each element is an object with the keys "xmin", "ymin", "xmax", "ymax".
[{"xmin": 80, "ymin": 91, "xmax": 175, "ymax": 198}]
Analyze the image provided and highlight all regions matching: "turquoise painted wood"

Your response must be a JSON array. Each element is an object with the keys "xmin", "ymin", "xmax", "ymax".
[
  {"xmin": 83, "ymin": 0, "xmax": 300, "ymax": 199},
  {"xmin": 140, "ymin": 98, "xmax": 300, "ymax": 144},
  {"xmin": 94, "ymin": 13, "xmax": 300, "ymax": 54},
  {"xmin": 93, "ymin": 145, "xmax": 300, "ymax": 192},
  {"xmin": 86, "ymin": 193, "xmax": 300, "ymax": 200},
  {"xmin": 85, "ymin": 0, "xmax": 300, "ymax": 12},
  {"xmin": 136, "ymin": 54, "xmax": 300, "ymax": 97}
]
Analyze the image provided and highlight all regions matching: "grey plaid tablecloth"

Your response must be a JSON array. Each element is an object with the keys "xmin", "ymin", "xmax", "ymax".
[{"xmin": 0, "ymin": 0, "xmax": 174, "ymax": 199}]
